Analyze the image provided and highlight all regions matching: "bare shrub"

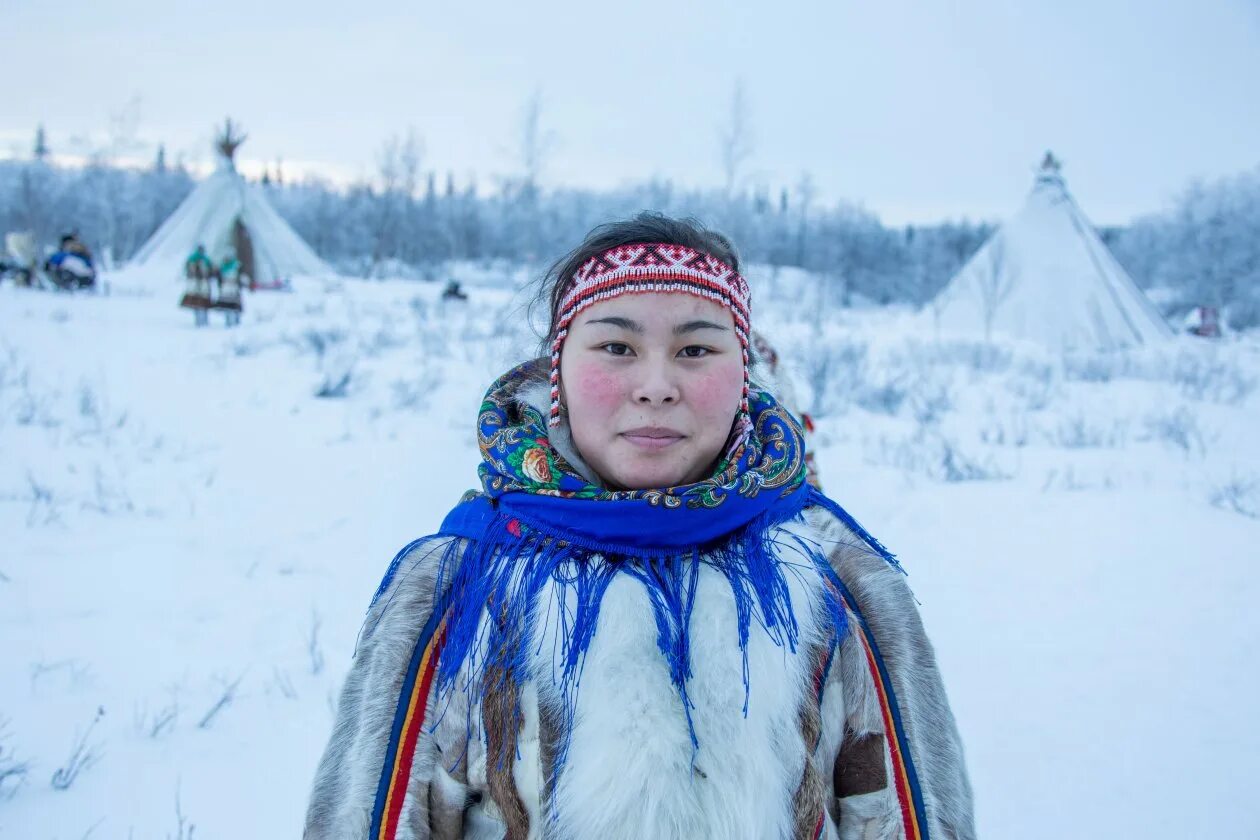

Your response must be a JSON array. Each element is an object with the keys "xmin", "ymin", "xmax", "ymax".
[
  {"xmin": 1063, "ymin": 352, "xmax": 1125, "ymax": 383},
  {"xmin": 197, "ymin": 674, "xmax": 244, "ymax": 730},
  {"xmin": 1054, "ymin": 413, "xmax": 1128, "ymax": 449},
  {"xmin": 297, "ymin": 326, "xmax": 347, "ymax": 359},
  {"xmin": 14, "ymin": 371, "xmax": 57, "ymax": 428},
  {"xmin": 389, "ymin": 366, "xmax": 445, "ymax": 412},
  {"xmin": 308, "ymin": 610, "xmax": 325, "ymax": 676},
  {"xmin": 804, "ymin": 337, "xmax": 868, "ymax": 417},
  {"xmin": 1143, "ymin": 406, "xmax": 1207, "ymax": 457},
  {"xmin": 938, "ymin": 436, "xmax": 1010, "ymax": 482},
  {"xmin": 269, "ymin": 667, "xmax": 298, "ymax": 701},
  {"xmin": 314, "ymin": 366, "xmax": 355, "ymax": 399},
  {"xmin": 1210, "ymin": 474, "xmax": 1259, "ymax": 519},
  {"xmin": 29, "ymin": 658, "xmax": 94, "ymax": 691},
  {"xmin": 854, "ymin": 380, "xmax": 907, "ymax": 416},
  {"xmin": 928, "ymin": 339, "xmax": 1012, "ymax": 373},
  {"xmin": 1173, "ymin": 352, "xmax": 1257, "ymax": 405},
  {"xmin": 167, "ymin": 783, "xmax": 197, "ymax": 840},
  {"xmin": 359, "ymin": 322, "xmax": 407, "ymax": 358},
  {"xmin": 26, "ymin": 472, "xmax": 60, "ymax": 527},
  {"xmin": 133, "ymin": 695, "xmax": 179, "ymax": 740},
  {"xmin": 907, "ymin": 379, "xmax": 954, "ymax": 427},
  {"xmin": 84, "ymin": 463, "xmax": 136, "ymax": 516},
  {"xmin": 0, "ymin": 717, "xmax": 31, "ymax": 799},
  {"xmin": 979, "ymin": 413, "xmax": 1029, "ymax": 447},
  {"xmin": 50, "ymin": 707, "xmax": 104, "ymax": 791},
  {"xmin": 1040, "ymin": 466, "xmax": 1116, "ymax": 493},
  {"xmin": 228, "ymin": 335, "xmax": 267, "ymax": 358},
  {"xmin": 872, "ymin": 431, "xmax": 1010, "ymax": 482},
  {"xmin": 1006, "ymin": 361, "xmax": 1057, "ymax": 412}
]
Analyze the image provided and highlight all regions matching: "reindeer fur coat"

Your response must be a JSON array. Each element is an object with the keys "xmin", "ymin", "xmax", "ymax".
[{"xmin": 303, "ymin": 380, "xmax": 975, "ymax": 840}]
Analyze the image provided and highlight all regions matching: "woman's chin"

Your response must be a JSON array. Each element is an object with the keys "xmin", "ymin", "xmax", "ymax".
[{"xmin": 602, "ymin": 461, "xmax": 691, "ymax": 491}]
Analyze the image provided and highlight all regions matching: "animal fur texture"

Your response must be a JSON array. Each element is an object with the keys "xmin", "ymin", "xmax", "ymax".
[{"xmin": 303, "ymin": 368, "xmax": 975, "ymax": 840}]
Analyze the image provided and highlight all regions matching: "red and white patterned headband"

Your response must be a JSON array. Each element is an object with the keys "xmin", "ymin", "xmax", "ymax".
[{"xmin": 548, "ymin": 242, "xmax": 752, "ymax": 427}]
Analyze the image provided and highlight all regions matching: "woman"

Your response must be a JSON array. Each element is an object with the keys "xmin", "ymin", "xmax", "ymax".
[
  {"xmin": 180, "ymin": 244, "xmax": 214, "ymax": 327},
  {"xmin": 304, "ymin": 214, "xmax": 974, "ymax": 840},
  {"xmin": 214, "ymin": 248, "xmax": 245, "ymax": 327}
]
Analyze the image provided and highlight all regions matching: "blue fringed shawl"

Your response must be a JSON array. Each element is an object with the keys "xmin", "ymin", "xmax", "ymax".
[{"xmin": 372, "ymin": 361, "xmax": 896, "ymax": 772}]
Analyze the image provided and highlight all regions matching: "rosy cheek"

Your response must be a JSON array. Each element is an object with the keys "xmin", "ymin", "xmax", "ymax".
[
  {"xmin": 689, "ymin": 362, "xmax": 744, "ymax": 415},
  {"xmin": 566, "ymin": 358, "xmax": 626, "ymax": 412}
]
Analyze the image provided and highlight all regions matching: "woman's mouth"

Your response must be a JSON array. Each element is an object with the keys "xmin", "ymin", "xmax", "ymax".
[{"xmin": 620, "ymin": 426, "xmax": 685, "ymax": 450}]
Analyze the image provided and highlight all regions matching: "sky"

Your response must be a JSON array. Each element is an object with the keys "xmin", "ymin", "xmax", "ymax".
[{"xmin": 3, "ymin": 0, "xmax": 1259, "ymax": 225}]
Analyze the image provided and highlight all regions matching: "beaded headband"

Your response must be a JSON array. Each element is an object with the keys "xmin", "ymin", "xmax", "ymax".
[{"xmin": 548, "ymin": 242, "xmax": 752, "ymax": 428}]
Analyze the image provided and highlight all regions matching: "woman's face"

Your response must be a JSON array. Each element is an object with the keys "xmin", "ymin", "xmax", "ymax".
[{"xmin": 559, "ymin": 292, "xmax": 744, "ymax": 490}]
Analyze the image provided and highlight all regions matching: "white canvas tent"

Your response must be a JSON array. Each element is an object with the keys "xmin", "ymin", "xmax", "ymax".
[
  {"xmin": 131, "ymin": 120, "xmax": 330, "ymax": 284},
  {"xmin": 928, "ymin": 153, "xmax": 1172, "ymax": 351}
]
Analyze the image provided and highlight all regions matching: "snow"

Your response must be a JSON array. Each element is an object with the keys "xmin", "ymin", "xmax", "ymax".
[
  {"xmin": 2, "ymin": 268, "xmax": 1258, "ymax": 838},
  {"xmin": 930, "ymin": 163, "xmax": 1175, "ymax": 351}
]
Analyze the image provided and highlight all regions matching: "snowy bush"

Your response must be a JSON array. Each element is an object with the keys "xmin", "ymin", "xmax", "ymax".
[
  {"xmin": 1209, "ymin": 474, "xmax": 1259, "ymax": 520},
  {"xmin": 1142, "ymin": 405, "xmax": 1208, "ymax": 457},
  {"xmin": 869, "ymin": 430, "xmax": 1009, "ymax": 482},
  {"xmin": 50, "ymin": 707, "xmax": 104, "ymax": 791},
  {"xmin": 297, "ymin": 326, "xmax": 348, "ymax": 359},
  {"xmin": 0, "ymin": 718, "xmax": 30, "ymax": 800},
  {"xmin": 25, "ymin": 472, "xmax": 60, "ymax": 527},
  {"xmin": 197, "ymin": 675, "xmax": 244, "ymax": 730},
  {"xmin": 1053, "ymin": 413, "xmax": 1128, "ymax": 449},
  {"xmin": 978, "ymin": 411, "xmax": 1029, "ymax": 447},
  {"xmin": 296, "ymin": 326, "xmax": 360, "ymax": 398},
  {"xmin": 134, "ymin": 698, "xmax": 180, "ymax": 740},
  {"xmin": 1063, "ymin": 352, "xmax": 1125, "ymax": 383},
  {"xmin": 390, "ymin": 367, "xmax": 445, "ymax": 412},
  {"xmin": 361, "ymin": 324, "xmax": 408, "ymax": 357},
  {"xmin": 1172, "ymin": 350, "xmax": 1257, "ymax": 405},
  {"xmin": 1004, "ymin": 360, "xmax": 1057, "ymax": 412},
  {"xmin": 920, "ymin": 339, "xmax": 1012, "ymax": 374},
  {"xmin": 802, "ymin": 335, "xmax": 868, "ymax": 417},
  {"xmin": 12, "ymin": 370, "xmax": 57, "ymax": 429},
  {"xmin": 854, "ymin": 380, "xmax": 908, "ymax": 416},
  {"xmin": 227, "ymin": 334, "xmax": 270, "ymax": 358},
  {"xmin": 167, "ymin": 785, "xmax": 198, "ymax": 840},
  {"xmin": 314, "ymin": 362, "xmax": 357, "ymax": 399},
  {"xmin": 907, "ymin": 378, "xmax": 954, "ymax": 427}
]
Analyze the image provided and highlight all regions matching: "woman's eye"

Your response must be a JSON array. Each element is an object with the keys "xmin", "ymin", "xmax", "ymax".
[
  {"xmin": 679, "ymin": 346, "xmax": 711, "ymax": 358},
  {"xmin": 601, "ymin": 343, "xmax": 632, "ymax": 356}
]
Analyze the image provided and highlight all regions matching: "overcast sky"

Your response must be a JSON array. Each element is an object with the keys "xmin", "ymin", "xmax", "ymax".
[{"xmin": 5, "ymin": 0, "xmax": 1258, "ymax": 225}]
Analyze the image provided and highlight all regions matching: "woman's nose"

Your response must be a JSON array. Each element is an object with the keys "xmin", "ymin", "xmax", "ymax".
[{"xmin": 632, "ymin": 358, "xmax": 680, "ymax": 405}]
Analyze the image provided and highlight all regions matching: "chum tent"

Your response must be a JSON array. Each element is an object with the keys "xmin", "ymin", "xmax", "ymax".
[
  {"xmin": 927, "ymin": 153, "xmax": 1172, "ymax": 351},
  {"xmin": 131, "ymin": 119, "xmax": 330, "ymax": 285}
]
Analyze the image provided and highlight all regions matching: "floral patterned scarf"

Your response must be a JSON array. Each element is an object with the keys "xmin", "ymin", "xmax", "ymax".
[{"xmin": 463, "ymin": 359, "xmax": 810, "ymax": 549}]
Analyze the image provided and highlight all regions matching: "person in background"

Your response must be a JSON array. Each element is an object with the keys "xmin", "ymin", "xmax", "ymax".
[
  {"xmin": 180, "ymin": 244, "xmax": 214, "ymax": 327},
  {"xmin": 442, "ymin": 279, "xmax": 469, "ymax": 301},
  {"xmin": 44, "ymin": 233, "xmax": 96, "ymax": 290},
  {"xmin": 214, "ymin": 248, "xmax": 245, "ymax": 327}
]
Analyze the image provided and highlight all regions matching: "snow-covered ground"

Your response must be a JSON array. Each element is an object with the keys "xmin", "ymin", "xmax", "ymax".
[{"xmin": 1, "ymin": 267, "xmax": 1257, "ymax": 838}]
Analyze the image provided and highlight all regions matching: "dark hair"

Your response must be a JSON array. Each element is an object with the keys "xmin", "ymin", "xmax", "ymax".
[{"xmin": 536, "ymin": 212, "xmax": 741, "ymax": 344}]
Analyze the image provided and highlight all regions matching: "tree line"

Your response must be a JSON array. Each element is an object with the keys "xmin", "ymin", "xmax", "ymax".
[{"xmin": 1, "ymin": 151, "xmax": 1257, "ymax": 327}]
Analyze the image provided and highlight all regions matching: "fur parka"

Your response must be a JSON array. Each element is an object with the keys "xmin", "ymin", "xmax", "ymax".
[{"xmin": 304, "ymin": 381, "xmax": 975, "ymax": 840}]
